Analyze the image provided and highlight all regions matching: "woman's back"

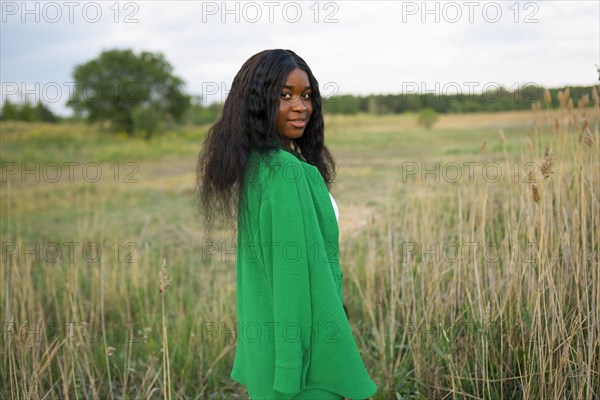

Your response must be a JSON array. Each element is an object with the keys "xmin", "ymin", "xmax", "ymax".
[{"xmin": 230, "ymin": 148, "xmax": 377, "ymax": 399}]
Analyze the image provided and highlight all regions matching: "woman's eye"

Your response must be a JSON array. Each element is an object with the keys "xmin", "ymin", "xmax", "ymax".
[{"xmin": 281, "ymin": 92, "xmax": 311, "ymax": 100}]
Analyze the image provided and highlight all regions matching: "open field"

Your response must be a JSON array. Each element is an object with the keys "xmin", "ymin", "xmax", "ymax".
[{"xmin": 1, "ymin": 100, "xmax": 599, "ymax": 398}]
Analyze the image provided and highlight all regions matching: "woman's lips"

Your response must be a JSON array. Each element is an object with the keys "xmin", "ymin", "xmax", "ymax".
[{"xmin": 288, "ymin": 119, "xmax": 307, "ymax": 129}]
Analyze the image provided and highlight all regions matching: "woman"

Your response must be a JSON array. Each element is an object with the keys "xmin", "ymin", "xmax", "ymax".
[{"xmin": 195, "ymin": 49, "xmax": 377, "ymax": 400}]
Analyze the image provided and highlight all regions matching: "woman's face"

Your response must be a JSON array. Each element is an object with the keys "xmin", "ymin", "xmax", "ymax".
[{"xmin": 276, "ymin": 68, "xmax": 313, "ymax": 150}]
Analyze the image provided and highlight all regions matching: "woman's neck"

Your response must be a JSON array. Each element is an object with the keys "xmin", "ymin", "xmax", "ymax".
[{"xmin": 282, "ymin": 138, "xmax": 292, "ymax": 151}]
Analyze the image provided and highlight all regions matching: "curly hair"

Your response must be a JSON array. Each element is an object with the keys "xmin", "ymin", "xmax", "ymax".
[{"xmin": 194, "ymin": 49, "xmax": 337, "ymax": 240}]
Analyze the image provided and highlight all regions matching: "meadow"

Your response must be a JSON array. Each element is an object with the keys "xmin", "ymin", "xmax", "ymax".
[{"xmin": 1, "ymin": 89, "xmax": 598, "ymax": 399}]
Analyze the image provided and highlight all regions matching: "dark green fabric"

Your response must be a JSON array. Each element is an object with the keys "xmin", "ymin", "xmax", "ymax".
[
  {"xmin": 290, "ymin": 388, "xmax": 344, "ymax": 400},
  {"xmin": 230, "ymin": 148, "xmax": 377, "ymax": 399}
]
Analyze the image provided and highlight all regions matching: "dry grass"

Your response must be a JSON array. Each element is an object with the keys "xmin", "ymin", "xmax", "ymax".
[
  {"xmin": 1, "ymin": 86, "xmax": 599, "ymax": 399},
  {"xmin": 338, "ymin": 89, "xmax": 599, "ymax": 399}
]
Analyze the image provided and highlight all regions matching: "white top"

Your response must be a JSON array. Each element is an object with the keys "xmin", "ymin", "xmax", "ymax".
[{"xmin": 328, "ymin": 192, "xmax": 339, "ymax": 222}]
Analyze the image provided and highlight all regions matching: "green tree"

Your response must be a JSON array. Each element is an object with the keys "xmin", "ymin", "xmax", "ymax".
[
  {"xmin": 417, "ymin": 107, "xmax": 439, "ymax": 129},
  {"xmin": 132, "ymin": 103, "xmax": 162, "ymax": 138},
  {"xmin": 184, "ymin": 95, "xmax": 223, "ymax": 126},
  {"xmin": 322, "ymin": 95, "xmax": 360, "ymax": 114},
  {"xmin": 67, "ymin": 48, "xmax": 191, "ymax": 136},
  {"xmin": 1, "ymin": 99, "xmax": 57, "ymax": 122},
  {"xmin": 19, "ymin": 101, "xmax": 37, "ymax": 122},
  {"xmin": 34, "ymin": 101, "xmax": 58, "ymax": 122},
  {"xmin": 1, "ymin": 99, "xmax": 19, "ymax": 120}
]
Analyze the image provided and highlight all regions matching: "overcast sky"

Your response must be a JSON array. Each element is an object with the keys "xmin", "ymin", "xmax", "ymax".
[{"xmin": 1, "ymin": 0, "xmax": 599, "ymax": 116}]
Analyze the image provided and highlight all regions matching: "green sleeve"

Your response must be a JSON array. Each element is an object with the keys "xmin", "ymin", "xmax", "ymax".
[{"xmin": 259, "ymin": 188, "xmax": 312, "ymax": 394}]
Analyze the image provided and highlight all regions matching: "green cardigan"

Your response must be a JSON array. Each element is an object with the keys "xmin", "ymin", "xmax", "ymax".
[{"xmin": 230, "ymin": 147, "xmax": 378, "ymax": 399}]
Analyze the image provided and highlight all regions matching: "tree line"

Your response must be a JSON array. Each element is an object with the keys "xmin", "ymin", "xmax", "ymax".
[
  {"xmin": 321, "ymin": 85, "xmax": 597, "ymax": 115},
  {"xmin": 1, "ymin": 48, "xmax": 597, "ymax": 137}
]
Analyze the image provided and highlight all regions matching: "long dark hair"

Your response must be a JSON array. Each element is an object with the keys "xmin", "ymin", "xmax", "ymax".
[{"xmin": 194, "ymin": 49, "xmax": 337, "ymax": 239}]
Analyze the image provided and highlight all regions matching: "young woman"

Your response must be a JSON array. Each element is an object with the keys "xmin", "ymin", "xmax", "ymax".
[{"xmin": 196, "ymin": 49, "xmax": 377, "ymax": 400}]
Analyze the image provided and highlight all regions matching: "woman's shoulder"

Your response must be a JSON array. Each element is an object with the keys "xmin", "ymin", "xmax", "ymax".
[
  {"xmin": 250, "ymin": 147, "xmax": 300, "ymax": 165},
  {"xmin": 249, "ymin": 148, "xmax": 304, "ymax": 179},
  {"xmin": 247, "ymin": 148, "xmax": 307, "ymax": 199}
]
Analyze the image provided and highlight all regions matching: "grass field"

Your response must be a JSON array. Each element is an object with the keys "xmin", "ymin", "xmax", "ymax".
[{"xmin": 1, "ymin": 92, "xmax": 599, "ymax": 399}]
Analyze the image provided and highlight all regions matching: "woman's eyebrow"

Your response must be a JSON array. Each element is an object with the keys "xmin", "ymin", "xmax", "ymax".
[{"xmin": 283, "ymin": 85, "xmax": 312, "ymax": 90}]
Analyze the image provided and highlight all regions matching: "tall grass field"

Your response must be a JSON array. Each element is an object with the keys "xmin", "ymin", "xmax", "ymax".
[{"xmin": 1, "ymin": 87, "xmax": 599, "ymax": 399}]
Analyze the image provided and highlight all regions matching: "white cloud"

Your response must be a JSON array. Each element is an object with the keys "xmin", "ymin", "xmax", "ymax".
[{"xmin": 1, "ymin": 0, "xmax": 598, "ymax": 116}]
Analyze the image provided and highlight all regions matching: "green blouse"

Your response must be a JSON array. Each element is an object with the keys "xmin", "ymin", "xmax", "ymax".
[{"xmin": 230, "ymin": 147, "xmax": 377, "ymax": 399}]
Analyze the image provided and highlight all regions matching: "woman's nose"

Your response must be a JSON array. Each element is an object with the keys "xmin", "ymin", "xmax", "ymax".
[{"xmin": 291, "ymin": 97, "xmax": 308, "ymax": 110}]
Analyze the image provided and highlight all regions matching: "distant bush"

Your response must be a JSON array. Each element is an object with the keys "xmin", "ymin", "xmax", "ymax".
[
  {"xmin": 417, "ymin": 107, "xmax": 439, "ymax": 129},
  {"xmin": 322, "ymin": 94, "xmax": 361, "ymax": 114},
  {"xmin": 1, "ymin": 99, "xmax": 58, "ymax": 123},
  {"xmin": 184, "ymin": 96, "xmax": 223, "ymax": 126}
]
